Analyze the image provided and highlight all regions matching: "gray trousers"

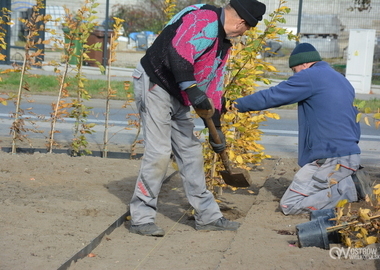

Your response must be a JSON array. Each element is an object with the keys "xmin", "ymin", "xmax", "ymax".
[
  {"xmin": 280, "ymin": 154, "xmax": 360, "ymax": 215},
  {"xmin": 129, "ymin": 63, "xmax": 222, "ymax": 226}
]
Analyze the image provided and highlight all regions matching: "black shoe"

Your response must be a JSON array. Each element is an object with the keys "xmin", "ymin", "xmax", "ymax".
[
  {"xmin": 195, "ymin": 217, "xmax": 240, "ymax": 231},
  {"xmin": 130, "ymin": 223, "xmax": 165, "ymax": 236},
  {"xmin": 352, "ymin": 166, "xmax": 373, "ymax": 200}
]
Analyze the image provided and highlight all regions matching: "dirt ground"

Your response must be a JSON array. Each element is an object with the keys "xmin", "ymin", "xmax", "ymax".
[{"xmin": 1, "ymin": 137, "xmax": 380, "ymax": 270}]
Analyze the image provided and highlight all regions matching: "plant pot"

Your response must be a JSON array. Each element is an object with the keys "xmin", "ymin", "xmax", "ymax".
[{"xmin": 296, "ymin": 209, "xmax": 340, "ymax": 249}]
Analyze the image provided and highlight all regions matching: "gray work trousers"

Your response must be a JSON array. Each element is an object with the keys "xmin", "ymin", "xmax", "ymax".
[
  {"xmin": 129, "ymin": 63, "xmax": 222, "ymax": 226},
  {"xmin": 280, "ymin": 154, "xmax": 360, "ymax": 215}
]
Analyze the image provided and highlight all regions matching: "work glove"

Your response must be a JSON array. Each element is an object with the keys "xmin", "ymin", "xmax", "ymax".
[
  {"xmin": 204, "ymin": 109, "xmax": 226, "ymax": 153},
  {"xmin": 221, "ymin": 96, "xmax": 229, "ymax": 114},
  {"xmin": 209, "ymin": 128, "xmax": 226, "ymax": 153},
  {"xmin": 185, "ymin": 86, "xmax": 212, "ymax": 110}
]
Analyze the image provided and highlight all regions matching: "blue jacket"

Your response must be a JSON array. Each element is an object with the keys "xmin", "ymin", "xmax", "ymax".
[{"xmin": 235, "ymin": 61, "xmax": 361, "ymax": 166}]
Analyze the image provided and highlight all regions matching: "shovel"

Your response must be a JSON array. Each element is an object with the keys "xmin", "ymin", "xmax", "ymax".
[{"xmin": 195, "ymin": 107, "xmax": 252, "ymax": 187}]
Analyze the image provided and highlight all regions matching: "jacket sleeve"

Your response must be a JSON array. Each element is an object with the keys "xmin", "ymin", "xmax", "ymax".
[{"xmin": 235, "ymin": 71, "xmax": 313, "ymax": 112}]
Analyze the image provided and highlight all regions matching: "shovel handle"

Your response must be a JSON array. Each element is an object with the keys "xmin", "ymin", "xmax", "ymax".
[
  {"xmin": 204, "ymin": 117, "xmax": 232, "ymax": 174},
  {"xmin": 194, "ymin": 105, "xmax": 232, "ymax": 173}
]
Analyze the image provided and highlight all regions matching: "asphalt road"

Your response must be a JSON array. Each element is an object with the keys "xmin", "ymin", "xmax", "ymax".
[{"xmin": 0, "ymin": 93, "xmax": 379, "ymax": 166}]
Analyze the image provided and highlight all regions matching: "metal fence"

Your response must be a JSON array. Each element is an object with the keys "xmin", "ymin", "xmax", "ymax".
[
  {"xmin": 1, "ymin": 0, "xmax": 47, "ymax": 64},
  {"xmin": 262, "ymin": 0, "xmax": 380, "ymax": 84}
]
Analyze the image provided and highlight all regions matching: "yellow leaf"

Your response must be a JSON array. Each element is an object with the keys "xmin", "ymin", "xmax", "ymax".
[
  {"xmin": 342, "ymin": 235, "xmax": 352, "ymax": 247},
  {"xmin": 364, "ymin": 107, "xmax": 372, "ymax": 114},
  {"xmin": 364, "ymin": 116, "xmax": 371, "ymax": 126},
  {"xmin": 267, "ymin": 65, "xmax": 277, "ymax": 72},
  {"xmin": 366, "ymin": 236, "xmax": 377, "ymax": 245},
  {"xmin": 355, "ymin": 241, "xmax": 364, "ymax": 248},
  {"xmin": 265, "ymin": 112, "xmax": 280, "ymax": 120},
  {"xmin": 229, "ymin": 150, "xmax": 235, "ymax": 159},
  {"xmin": 360, "ymin": 208, "xmax": 370, "ymax": 214},
  {"xmin": 374, "ymin": 188, "xmax": 380, "ymax": 195},
  {"xmin": 236, "ymin": 155, "xmax": 243, "ymax": 164},
  {"xmin": 336, "ymin": 199, "xmax": 348, "ymax": 208},
  {"xmin": 330, "ymin": 179, "xmax": 338, "ymax": 185},
  {"xmin": 334, "ymin": 164, "xmax": 341, "ymax": 171},
  {"xmin": 359, "ymin": 209, "xmax": 371, "ymax": 221},
  {"xmin": 356, "ymin": 112, "xmax": 362, "ymax": 123},
  {"xmin": 374, "ymin": 184, "xmax": 380, "ymax": 189},
  {"xmin": 360, "ymin": 227, "xmax": 368, "ymax": 235}
]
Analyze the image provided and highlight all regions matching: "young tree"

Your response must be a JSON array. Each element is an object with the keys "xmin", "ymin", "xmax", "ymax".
[
  {"xmin": 9, "ymin": 0, "xmax": 50, "ymax": 153},
  {"xmin": 202, "ymin": 0, "xmax": 297, "ymax": 189}
]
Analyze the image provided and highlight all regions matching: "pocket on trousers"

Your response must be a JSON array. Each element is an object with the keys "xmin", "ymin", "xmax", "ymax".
[
  {"xmin": 312, "ymin": 159, "xmax": 335, "ymax": 190},
  {"xmin": 132, "ymin": 67, "xmax": 142, "ymax": 77},
  {"xmin": 132, "ymin": 68, "xmax": 144, "ymax": 111}
]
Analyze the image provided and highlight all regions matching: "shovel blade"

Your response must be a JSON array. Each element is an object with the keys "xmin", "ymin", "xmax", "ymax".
[{"xmin": 219, "ymin": 168, "xmax": 252, "ymax": 187}]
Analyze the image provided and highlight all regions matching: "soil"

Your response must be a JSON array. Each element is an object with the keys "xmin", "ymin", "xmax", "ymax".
[{"xmin": 1, "ymin": 137, "xmax": 380, "ymax": 270}]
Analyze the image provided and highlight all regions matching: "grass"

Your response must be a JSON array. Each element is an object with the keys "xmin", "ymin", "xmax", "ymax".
[{"xmin": 0, "ymin": 70, "xmax": 131, "ymax": 99}]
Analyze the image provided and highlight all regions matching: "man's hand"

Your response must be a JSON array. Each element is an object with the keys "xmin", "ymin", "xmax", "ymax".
[
  {"xmin": 185, "ymin": 86, "xmax": 212, "ymax": 110},
  {"xmin": 209, "ymin": 128, "xmax": 226, "ymax": 153}
]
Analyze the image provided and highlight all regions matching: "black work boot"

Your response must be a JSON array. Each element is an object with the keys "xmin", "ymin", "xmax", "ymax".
[
  {"xmin": 195, "ymin": 217, "xmax": 240, "ymax": 231},
  {"xmin": 130, "ymin": 223, "xmax": 165, "ymax": 236},
  {"xmin": 352, "ymin": 166, "xmax": 373, "ymax": 200}
]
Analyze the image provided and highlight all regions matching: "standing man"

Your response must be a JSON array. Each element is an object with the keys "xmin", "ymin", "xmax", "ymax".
[
  {"xmin": 234, "ymin": 43, "xmax": 367, "ymax": 215},
  {"xmin": 129, "ymin": 0, "xmax": 266, "ymax": 236}
]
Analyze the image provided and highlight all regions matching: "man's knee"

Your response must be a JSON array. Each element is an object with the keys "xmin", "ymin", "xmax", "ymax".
[
  {"xmin": 280, "ymin": 196, "xmax": 296, "ymax": 215},
  {"xmin": 280, "ymin": 194, "xmax": 315, "ymax": 215}
]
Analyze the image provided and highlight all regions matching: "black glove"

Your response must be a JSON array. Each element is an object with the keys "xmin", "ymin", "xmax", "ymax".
[
  {"xmin": 209, "ymin": 128, "xmax": 226, "ymax": 153},
  {"xmin": 221, "ymin": 96, "xmax": 228, "ymax": 114},
  {"xmin": 203, "ymin": 109, "xmax": 226, "ymax": 153},
  {"xmin": 185, "ymin": 86, "xmax": 212, "ymax": 110}
]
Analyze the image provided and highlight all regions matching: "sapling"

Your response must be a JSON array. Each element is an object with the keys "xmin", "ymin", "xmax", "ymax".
[
  {"xmin": 102, "ymin": 17, "xmax": 124, "ymax": 158},
  {"xmin": 203, "ymin": 0, "xmax": 298, "ymax": 190},
  {"xmin": 61, "ymin": 0, "xmax": 100, "ymax": 156},
  {"xmin": 10, "ymin": 0, "xmax": 50, "ymax": 153}
]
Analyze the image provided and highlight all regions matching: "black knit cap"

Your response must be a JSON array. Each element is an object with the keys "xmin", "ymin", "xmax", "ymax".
[
  {"xmin": 230, "ymin": 0, "xmax": 266, "ymax": 27},
  {"xmin": 289, "ymin": 43, "xmax": 322, "ymax": 68}
]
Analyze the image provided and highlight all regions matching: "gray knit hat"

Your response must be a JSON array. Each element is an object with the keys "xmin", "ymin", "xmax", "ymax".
[{"xmin": 289, "ymin": 43, "xmax": 322, "ymax": 68}]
